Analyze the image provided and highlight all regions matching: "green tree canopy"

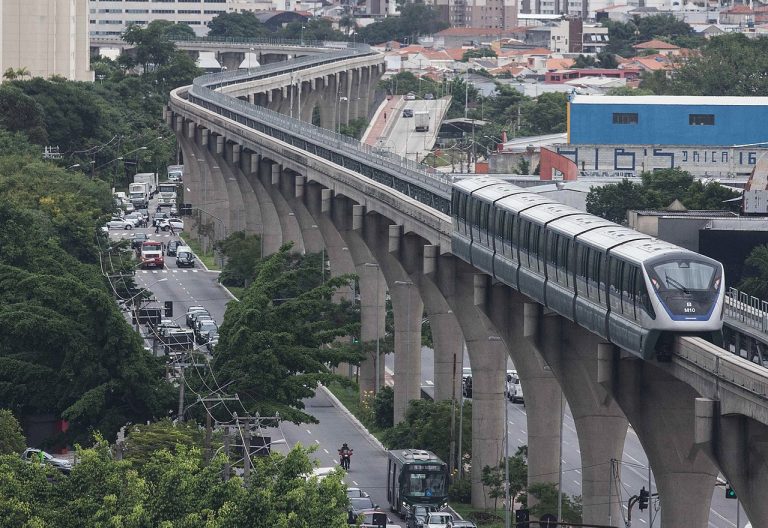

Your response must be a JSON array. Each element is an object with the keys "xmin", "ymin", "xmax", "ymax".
[
  {"xmin": 661, "ymin": 33, "xmax": 768, "ymax": 96},
  {"xmin": 205, "ymin": 245, "xmax": 362, "ymax": 423},
  {"xmin": 207, "ymin": 11, "xmax": 270, "ymax": 39},
  {"xmin": 381, "ymin": 399, "xmax": 472, "ymax": 463},
  {"xmin": 357, "ymin": 3, "xmax": 448, "ymax": 44},
  {"xmin": 586, "ymin": 169, "xmax": 741, "ymax": 224},
  {"xmin": 604, "ymin": 14, "xmax": 697, "ymax": 57},
  {"xmin": 280, "ymin": 19, "xmax": 345, "ymax": 41},
  {"xmin": 0, "ymin": 410, "xmax": 25, "ymax": 455},
  {"xmin": 462, "ymin": 48, "xmax": 497, "ymax": 61},
  {"xmin": 738, "ymin": 245, "xmax": 768, "ymax": 299},
  {"xmin": 0, "ymin": 148, "xmax": 175, "ymax": 445},
  {"xmin": 0, "ymin": 435, "xmax": 350, "ymax": 527},
  {"xmin": 122, "ymin": 20, "xmax": 178, "ymax": 69},
  {"xmin": 217, "ymin": 231, "xmax": 263, "ymax": 287}
]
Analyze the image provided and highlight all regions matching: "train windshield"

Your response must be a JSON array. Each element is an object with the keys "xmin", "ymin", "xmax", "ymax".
[
  {"xmin": 650, "ymin": 259, "xmax": 718, "ymax": 292},
  {"xmin": 404, "ymin": 470, "xmax": 447, "ymax": 497},
  {"xmin": 648, "ymin": 258, "xmax": 721, "ymax": 319}
]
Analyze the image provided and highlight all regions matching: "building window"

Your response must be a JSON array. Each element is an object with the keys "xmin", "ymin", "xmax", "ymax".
[
  {"xmin": 689, "ymin": 114, "xmax": 715, "ymax": 126},
  {"xmin": 612, "ymin": 112, "xmax": 638, "ymax": 125}
]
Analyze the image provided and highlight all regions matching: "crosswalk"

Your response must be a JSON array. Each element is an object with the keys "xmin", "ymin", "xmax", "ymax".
[
  {"xmin": 139, "ymin": 269, "xmax": 199, "ymax": 274},
  {"xmin": 111, "ymin": 233, "xmax": 173, "ymax": 239}
]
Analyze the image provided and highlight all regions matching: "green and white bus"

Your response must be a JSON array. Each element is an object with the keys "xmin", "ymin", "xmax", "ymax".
[{"xmin": 386, "ymin": 449, "xmax": 448, "ymax": 516}]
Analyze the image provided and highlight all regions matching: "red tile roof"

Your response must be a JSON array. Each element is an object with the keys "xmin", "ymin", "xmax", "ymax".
[
  {"xmin": 633, "ymin": 39, "xmax": 680, "ymax": 50},
  {"xmin": 724, "ymin": 4, "xmax": 754, "ymax": 13}
]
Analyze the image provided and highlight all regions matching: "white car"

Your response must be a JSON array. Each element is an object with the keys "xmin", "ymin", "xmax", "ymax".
[
  {"xmin": 21, "ymin": 448, "xmax": 72, "ymax": 474},
  {"xmin": 159, "ymin": 218, "xmax": 184, "ymax": 231},
  {"xmin": 405, "ymin": 92, "xmax": 416, "ymax": 100},
  {"xmin": 425, "ymin": 512, "xmax": 453, "ymax": 528},
  {"xmin": 106, "ymin": 217, "xmax": 139, "ymax": 230}
]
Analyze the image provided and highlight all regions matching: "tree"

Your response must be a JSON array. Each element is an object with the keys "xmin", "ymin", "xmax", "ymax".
[
  {"xmin": 163, "ymin": 21, "xmax": 196, "ymax": 40},
  {"xmin": 121, "ymin": 418, "xmax": 204, "ymax": 466},
  {"xmin": 339, "ymin": 117, "xmax": 368, "ymax": 139},
  {"xmin": 0, "ymin": 434, "xmax": 351, "ymax": 527},
  {"xmin": 664, "ymin": 33, "xmax": 768, "ymax": 96},
  {"xmin": 206, "ymin": 245, "xmax": 362, "ymax": 423},
  {"xmin": 586, "ymin": 178, "xmax": 647, "ymax": 224},
  {"xmin": 528, "ymin": 482, "xmax": 582, "ymax": 523},
  {"xmin": 381, "ymin": 399, "xmax": 472, "ymax": 463},
  {"xmin": 0, "ymin": 410, "xmax": 25, "ymax": 455},
  {"xmin": 122, "ymin": 21, "xmax": 177, "ymax": 70},
  {"xmin": 216, "ymin": 231, "xmax": 263, "ymax": 287},
  {"xmin": 372, "ymin": 386, "xmax": 395, "ymax": 429},
  {"xmin": 603, "ymin": 15, "xmax": 696, "ymax": 58},
  {"xmin": 280, "ymin": 19, "xmax": 345, "ymax": 42},
  {"xmin": 0, "ymin": 84, "xmax": 48, "ymax": 144},
  {"xmin": 520, "ymin": 92, "xmax": 568, "ymax": 135},
  {"xmin": 481, "ymin": 446, "xmax": 529, "ymax": 512},
  {"xmin": 738, "ymin": 245, "xmax": 768, "ymax": 299},
  {"xmin": 462, "ymin": 48, "xmax": 497, "ymax": 61},
  {"xmin": 357, "ymin": 3, "xmax": 448, "ymax": 44},
  {"xmin": 207, "ymin": 11, "xmax": 270, "ymax": 39}
]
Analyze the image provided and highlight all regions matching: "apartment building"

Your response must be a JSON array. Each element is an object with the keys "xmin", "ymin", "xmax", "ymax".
[{"xmin": 1, "ymin": 0, "xmax": 92, "ymax": 81}]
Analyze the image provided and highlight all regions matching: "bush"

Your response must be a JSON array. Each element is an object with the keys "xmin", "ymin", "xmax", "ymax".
[
  {"xmin": 449, "ymin": 477, "xmax": 471, "ymax": 503},
  {"xmin": 373, "ymin": 386, "xmax": 394, "ymax": 429}
]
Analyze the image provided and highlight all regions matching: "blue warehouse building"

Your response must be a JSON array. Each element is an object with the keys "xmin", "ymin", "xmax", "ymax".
[{"xmin": 568, "ymin": 95, "xmax": 768, "ymax": 146}]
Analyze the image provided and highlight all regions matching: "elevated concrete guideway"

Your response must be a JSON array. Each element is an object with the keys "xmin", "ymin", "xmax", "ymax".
[{"xmin": 168, "ymin": 40, "xmax": 768, "ymax": 527}]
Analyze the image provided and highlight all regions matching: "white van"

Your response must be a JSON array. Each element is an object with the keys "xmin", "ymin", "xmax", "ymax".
[
  {"xmin": 505, "ymin": 370, "xmax": 524, "ymax": 403},
  {"xmin": 175, "ymin": 246, "xmax": 195, "ymax": 268}
]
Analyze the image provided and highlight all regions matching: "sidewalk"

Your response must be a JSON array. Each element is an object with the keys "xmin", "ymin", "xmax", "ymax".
[{"xmin": 362, "ymin": 95, "xmax": 403, "ymax": 146}]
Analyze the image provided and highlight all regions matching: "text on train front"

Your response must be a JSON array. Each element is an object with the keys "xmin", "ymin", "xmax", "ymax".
[{"xmin": 646, "ymin": 257, "xmax": 722, "ymax": 321}]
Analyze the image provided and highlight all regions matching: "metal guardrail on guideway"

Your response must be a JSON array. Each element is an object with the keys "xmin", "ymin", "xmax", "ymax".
[
  {"xmin": 725, "ymin": 287, "xmax": 768, "ymax": 338},
  {"xmin": 185, "ymin": 41, "xmax": 454, "ymax": 212}
]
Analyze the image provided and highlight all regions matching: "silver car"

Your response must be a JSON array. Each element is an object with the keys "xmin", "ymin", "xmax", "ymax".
[{"xmin": 106, "ymin": 217, "xmax": 138, "ymax": 230}]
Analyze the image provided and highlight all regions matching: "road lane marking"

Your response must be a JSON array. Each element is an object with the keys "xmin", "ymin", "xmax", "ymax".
[
  {"xmin": 315, "ymin": 439, "xmax": 320, "ymax": 444},
  {"xmin": 306, "ymin": 429, "xmax": 312, "ymax": 435},
  {"xmin": 575, "ymin": 469, "xmax": 581, "ymax": 475},
  {"xmin": 352, "ymin": 481, "xmax": 358, "ymax": 486},
  {"xmin": 521, "ymin": 429, "xmax": 527, "ymax": 434},
  {"xmin": 573, "ymin": 480, "xmax": 580, "ymax": 486},
  {"xmin": 517, "ymin": 438, "xmax": 524, "ymax": 444},
  {"xmin": 323, "ymin": 449, "xmax": 329, "ymax": 454}
]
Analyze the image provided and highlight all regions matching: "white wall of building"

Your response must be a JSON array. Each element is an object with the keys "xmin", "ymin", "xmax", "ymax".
[{"xmin": 1, "ymin": 0, "xmax": 92, "ymax": 81}]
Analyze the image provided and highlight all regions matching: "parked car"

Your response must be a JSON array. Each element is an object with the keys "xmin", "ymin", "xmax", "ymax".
[
  {"xmin": 159, "ymin": 218, "xmax": 184, "ymax": 231},
  {"xmin": 186, "ymin": 306, "xmax": 208, "ymax": 327},
  {"xmin": 425, "ymin": 512, "xmax": 453, "ymax": 528},
  {"xmin": 189, "ymin": 311, "xmax": 212, "ymax": 329},
  {"xmin": 106, "ymin": 217, "xmax": 138, "ymax": 230},
  {"xmin": 131, "ymin": 233, "xmax": 149, "ymax": 250},
  {"xmin": 21, "ymin": 448, "xmax": 72, "ymax": 474},
  {"xmin": 424, "ymin": 93, "xmax": 434, "ymax": 100},
  {"xmin": 348, "ymin": 497, "xmax": 378, "ymax": 521},
  {"xmin": 406, "ymin": 505, "xmax": 430, "ymax": 528},
  {"xmin": 347, "ymin": 487, "xmax": 370, "ymax": 499},
  {"xmin": 206, "ymin": 335, "xmax": 219, "ymax": 353},
  {"xmin": 505, "ymin": 369, "xmax": 524, "ymax": 403},
  {"xmin": 196, "ymin": 320, "xmax": 219, "ymax": 344},
  {"xmin": 405, "ymin": 92, "xmax": 416, "ymax": 100},
  {"xmin": 451, "ymin": 521, "xmax": 477, "ymax": 528},
  {"xmin": 403, "ymin": 108, "xmax": 414, "ymax": 118},
  {"xmin": 166, "ymin": 240, "xmax": 182, "ymax": 257}
]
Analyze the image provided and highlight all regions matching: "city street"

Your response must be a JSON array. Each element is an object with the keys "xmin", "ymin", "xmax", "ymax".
[
  {"xmin": 113, "ymin": 214, "xmax": 749, "ymax": 528},
  {"xmin": 375, "ymin": 97, "xmax": 450, "ymax": 162}
]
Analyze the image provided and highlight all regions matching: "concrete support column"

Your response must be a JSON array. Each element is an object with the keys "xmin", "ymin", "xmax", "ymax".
[
  {"xmin": 349, "ymin": 68, "xmax": 360, "ymax": 122},
  {"xmin": 430, "ymin": 310, "xmax": 464, "ymax": 402},
  {"xmin": 358, "ymin": 259, "xmax": 387, "ymax": 394},
  {"xmin": 318, "ymin": 75, "xmax": 337, "ymax": 131},
  {"xmin": 606, "ymin": 355, "xmax": 719, "ymax": 527},
  {"xmin": 358, "ymin": 67, "xmax": 371, "ymax": 120},
  {"xmin": 534, "ymin": 313, "xmax": 628, "ymax": 524},
  {"xmin": 341, "ymin": 70, "xmax": 352, "ymax": 126},
  {"xmin": 695, "ymin": 399, "xmax": 768, "ymax": 526},
  {"xmin": 253, "ymin": 156, "xmax": 282, "ymax": 255},
  {"xmin": 390, "ymin": 279, "xmax": 423, "ymax": 420},
  {"xmin": 215, "ymin": 135, "xmax": 223, "ymax": 155},
  {"xmin": 478, "ymin": 283, "xmax": 564, "ymax": 504}
]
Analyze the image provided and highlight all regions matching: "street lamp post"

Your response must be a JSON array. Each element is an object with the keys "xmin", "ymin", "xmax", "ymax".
[{"xmin": 337, "ymin": 95, "xmax": 349, "ymax": 134}]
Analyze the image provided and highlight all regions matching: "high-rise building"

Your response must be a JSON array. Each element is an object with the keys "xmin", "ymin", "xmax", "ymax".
[{"xmin": 1, "ymin": 0, "xmax": 92, "ymax": 81}]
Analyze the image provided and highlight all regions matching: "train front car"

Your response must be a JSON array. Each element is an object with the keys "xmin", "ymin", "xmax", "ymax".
[
  {"xmin": 643, "ymin": 249, "xmax": 725, "ymax": 358},
  {"xmin": 611, "ymin": 240, "xmax": 725, "ymax": 361}
]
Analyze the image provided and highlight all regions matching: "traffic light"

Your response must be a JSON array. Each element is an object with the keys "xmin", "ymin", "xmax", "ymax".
[
  {"xmin": 725, "ymin": 484, "xmax": 737, "ymax": 499},
  {"xmin": 638, "ymin": 487, "xmax": 649, "ymax": 510},
  {"xmin": 164, "ymin": 301, "xmax": 173, "ymax": 318},
  {"xmin": 515, "ymin": 508, "xmax": 529, "ymax": 526}
]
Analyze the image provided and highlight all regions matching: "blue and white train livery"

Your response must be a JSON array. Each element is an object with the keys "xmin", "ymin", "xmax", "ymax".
[{"xmin": 451, "ymin": 177, "xmax": 725, "ymax": 360}]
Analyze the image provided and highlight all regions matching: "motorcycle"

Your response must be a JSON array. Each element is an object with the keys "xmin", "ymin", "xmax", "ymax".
[{"xmin": 338, "ymin": 448, "xmax": 353, "ymax": 470}]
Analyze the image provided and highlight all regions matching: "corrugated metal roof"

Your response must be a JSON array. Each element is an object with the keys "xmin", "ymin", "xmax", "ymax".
[
  {"xmin": 633, "ymin": 210, "xmax": 738, "ymax": 217},
  {"xmin": 571, "ymin": 95, "xmax": 768, "ymax": 106}
]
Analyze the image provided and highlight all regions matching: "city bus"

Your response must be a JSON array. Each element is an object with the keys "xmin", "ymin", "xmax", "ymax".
[{"xmin": 386, "ymin": 449, "xmax": 448, "ymax": 516}]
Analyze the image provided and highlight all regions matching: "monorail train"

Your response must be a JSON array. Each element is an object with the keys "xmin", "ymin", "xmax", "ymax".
[{"xmin": 451, "ymin": 177, "xmax": 725, "ymax": 360}]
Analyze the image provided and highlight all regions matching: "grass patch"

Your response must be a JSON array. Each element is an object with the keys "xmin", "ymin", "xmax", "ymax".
[
  {"xmin": 450, "ymin": 503, "xmax": 504, "ymax": 528},
  {"xmin": 181, "ymin": 236, "xmax": 220, "ymax": 270},
  {"xmin": 325, "ymin": 381, "xmax": 388, "ymax": 444},
  {"xmin": 226, "ymin": 285, "xmax": 246, "ymax": 300}
]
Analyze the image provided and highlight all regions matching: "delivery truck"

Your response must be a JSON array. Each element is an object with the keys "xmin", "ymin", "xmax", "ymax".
[
  {"xmin": 414, "ymin": 111, "xmax": 430, "ymax": 132},
  {"xmin": 134, "ymin": 172, "xmax": 158, "ymax": 196}
]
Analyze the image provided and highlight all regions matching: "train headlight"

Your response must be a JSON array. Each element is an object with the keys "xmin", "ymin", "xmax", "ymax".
[{"xmin": 714, "ymin": 276, "xmax": 721, "ymax": 291}]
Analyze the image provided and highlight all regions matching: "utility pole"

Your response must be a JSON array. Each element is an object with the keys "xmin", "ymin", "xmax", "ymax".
[
  {"xmin": 204, "ymin": 401, "xmax": 212, "ymax": 463},
  {"xmin": 223, "ymin": 426, "xmax": 231, "ymax": 481}
]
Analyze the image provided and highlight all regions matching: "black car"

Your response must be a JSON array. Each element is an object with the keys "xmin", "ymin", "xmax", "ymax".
[
  {"xmin": 406, "ymin": 506, "xmax": 430, "ymax": 528},
  {"xmin": 132, "ymin": 233, "xmax": 149, "ymax": 250},
  {"xmin": 348, "ymin": 497, "xmax": 377, "ymax": 521},
  {"xmin": 166, "ymin": 240, "xmax": 182, "ymax": 257},
  {"xmin": 403, "ymin": 108, "xmax": 414, "ymax": 118},
  {"xmin": 195, "ymin": 320, "xmax": 219, "ymax": 344}
]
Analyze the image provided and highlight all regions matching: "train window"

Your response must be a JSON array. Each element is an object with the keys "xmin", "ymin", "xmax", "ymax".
[
  {"xmin": 469, "ymin": 198, "xmax": 479, "ymax": 228},
  {"xmin": 503, "ymin": 212, "xmax": 516, "ymax": 258},
  {"xmin": 493, "ymin": 209, "xmax": 504, "ymax": 241},
  {"xmin": 480, "ymin": 202, "xmax": 490, "ymax": 243},
  {"xmin": 608, "ymin": 258, "xmax": 622, "ymax": 312},
  {"xmin": 622, "ymin": 265, "xmax": 637, "ymax": 318},
  {"xmin": 588, "ymin": 250, "xmax": 602, "ymax": 303},
  {"xmin": 452, "ymin": 193, "xmax": 460, "ymax": 220},
  {"xmin": 531, "ymin": 225, "xmax": 542, "ymax": 272},
  {"xmin": 636, "ymin": 271, "xmax": 655, "ymax": 319},
  {"xmin": 576, "ymin": 244, "xmax": 588, "ymax": 296},
  {"xmin": 558, "ymin": 237, "xmax": 571, "ymax": 288},
  {"xmin": 546, "ymin": 233, "xmax": 558, "ymax": 281}
]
